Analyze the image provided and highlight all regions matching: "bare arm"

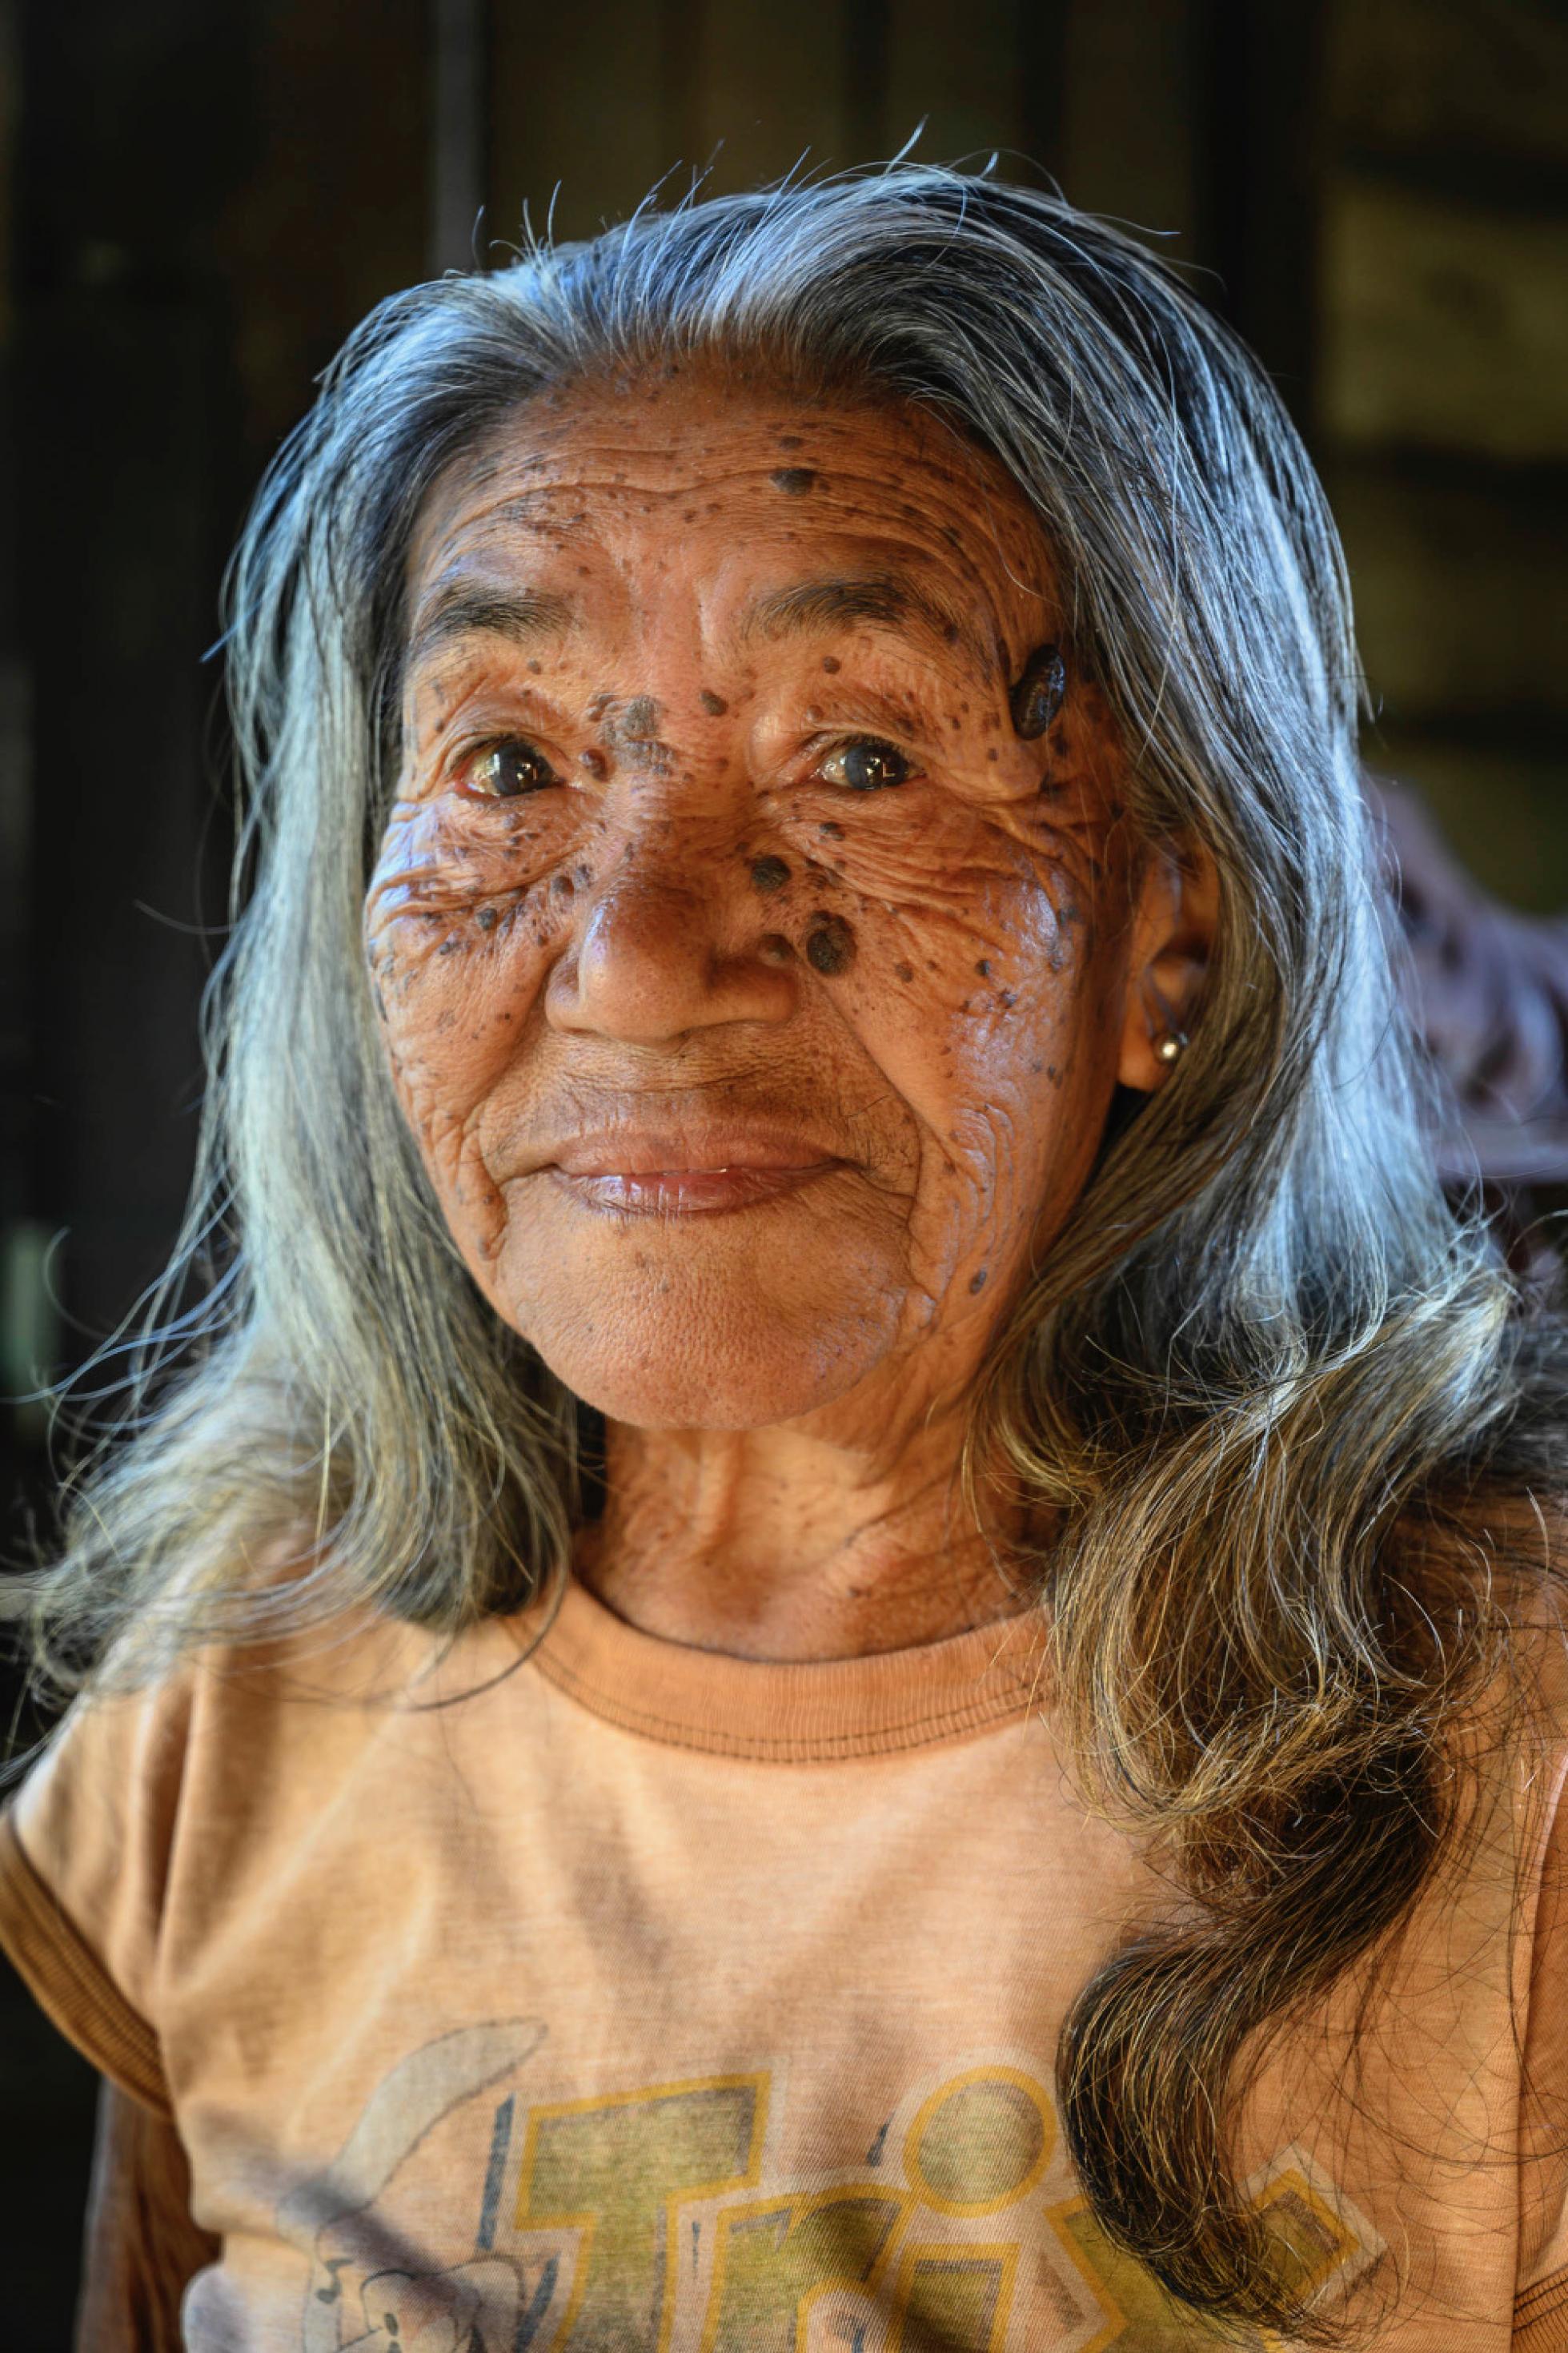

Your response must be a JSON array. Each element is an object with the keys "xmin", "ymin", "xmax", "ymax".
[{"xmin": 74, "ymin": 2082, "xmax": 220, "ymax": 2353}]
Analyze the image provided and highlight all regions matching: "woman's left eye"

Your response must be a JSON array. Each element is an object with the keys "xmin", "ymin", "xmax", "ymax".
[
  {"xmin": 817, "ymin": 737, "xmax": 914, "ymax": 793},
  {"xmin": 455, "ymin": 738, "xmax": 559, "ymax": 799}
]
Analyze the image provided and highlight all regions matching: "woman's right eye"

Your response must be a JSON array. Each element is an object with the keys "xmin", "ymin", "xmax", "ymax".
[{"xmin": 455, "ymin": 739, "xmax": 559, "ymax": 800}]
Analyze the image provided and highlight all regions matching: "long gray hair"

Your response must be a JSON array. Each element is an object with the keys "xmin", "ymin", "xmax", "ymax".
[{"xmin": 19, "ymin": 167, "xmax": 1565, "ymax": 2335}]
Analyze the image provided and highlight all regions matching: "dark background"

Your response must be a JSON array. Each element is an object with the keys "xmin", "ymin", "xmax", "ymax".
[{"xmin": 2, "ymin": 0, "xmax": 1565, "ymax": 2339}]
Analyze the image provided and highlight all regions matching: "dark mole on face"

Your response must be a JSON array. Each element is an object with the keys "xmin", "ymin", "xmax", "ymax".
[
  {"xmin": 579, "ymin": 748, "xmax": 608, "ymax": 778},
  {"xmin": 760, "ymin": 932, "xmax": 793, "ymax": 965},
  {"xmin": 770, "ymin": 468, "xmax": 818, "ymax": 497},
  {"xmin": 620, "ymin": 695, "xmax": 660, "ymax": 739},
  {"xmin": 818, "ymin": 821, "xmax": 844, "ymax": 839},
  {"xmin": 750, "ymin": 855, "xmax": 790, "ymax": 894},
  {"xmin": 968, "ymin": 1267, "xmax": 989, "ymax": 1294},
  {"xmin": 699, "ymin": 689, "xmax": 728, "ymax": 716},
  {"xmin": 476, "ymin": 905, "xmax": 499, "ymax": 930},
  {"xmin": 805, "ymin": 912, "xmax": 856, "ymax": 975},
  {"xmin": 820, "ymin": 656, "xmax": 840, "ymax": 673},
  {"xmin": 1009, "ymin": 643, "xmax": 1068, "ymax": 741}
]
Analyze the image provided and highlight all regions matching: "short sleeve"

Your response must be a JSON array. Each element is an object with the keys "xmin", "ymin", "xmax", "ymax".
[{"xmin": 0, "ymin": 1670, "xmax": 195, "ymax": 2119}]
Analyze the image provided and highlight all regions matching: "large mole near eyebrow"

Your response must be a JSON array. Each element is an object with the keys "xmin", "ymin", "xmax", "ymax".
[
  {"xmin": 619, "ymin": 695, "xmax": 660, "ymax": 739},
  {"xmin": 594, "ymin": 693, "xmax": 674, "ymax": 772},
  {"xmin": 1009, "ymin": 643, "xmax": 1067, "ymax": 740},
  {"xmin": 805, "ymin": 913, "xmax": 856, "ymax": 975},
  {"xmin": 770, "ymin": 468, "xmax": 818, "ymax": 496}
]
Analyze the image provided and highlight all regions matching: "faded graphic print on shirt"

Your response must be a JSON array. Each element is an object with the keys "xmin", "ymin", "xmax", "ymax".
[{"xmin": 266, "ymin": 2024, "xmax": 1380, "ymax": 2352}]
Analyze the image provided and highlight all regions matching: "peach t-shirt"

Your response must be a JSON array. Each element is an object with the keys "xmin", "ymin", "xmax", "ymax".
[{"xmin": 3, "ymin": 1576, "xmax": 1568, "ymax": 2351}]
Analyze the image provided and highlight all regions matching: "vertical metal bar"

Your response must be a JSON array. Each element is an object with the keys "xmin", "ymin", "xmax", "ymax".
[
  {"xmin": 661, "ymin": 0, "xmax": 708, "ymax": 188},
  {"xmin": 844, "ymin": 0, "xmax": 890, "ymax": 163},
  {"xmin": 430, "ymin": 0, "xmax": 489, "ymax": 273},
  {"xmin": 1015, "ymin": 0, "xmax": 1068, "ymax": 189}
]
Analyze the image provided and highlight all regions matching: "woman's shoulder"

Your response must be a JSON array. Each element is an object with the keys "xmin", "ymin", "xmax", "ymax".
[{"xmin": 0, "ymin": 1554, "xmax": 536, "ymax": 2110}]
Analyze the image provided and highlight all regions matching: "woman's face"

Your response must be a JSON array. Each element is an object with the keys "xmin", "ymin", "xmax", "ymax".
[{"xmin": 366, "ymin": 371, "xmax": 1156, "ymax": 1438}]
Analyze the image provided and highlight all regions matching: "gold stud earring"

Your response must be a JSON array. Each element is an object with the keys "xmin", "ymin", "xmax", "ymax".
[{"xmin": 1144, "ymin": 975, "xmax": 1189, "ymax": 1066}]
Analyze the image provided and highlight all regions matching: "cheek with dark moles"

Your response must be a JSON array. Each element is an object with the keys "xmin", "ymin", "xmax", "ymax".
[
  {"xmin": 735, "ymin": 717, "xmax": 1122, "ymax": 1042},
  {"xmin": 362, "ymin": 793, "xmax": 593, "ymax": 1247}
]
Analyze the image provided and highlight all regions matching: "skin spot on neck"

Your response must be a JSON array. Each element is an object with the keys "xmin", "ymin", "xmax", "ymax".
[{"xmin": 771, "ymin": 468, "xmax": 818, "ymax": 496}]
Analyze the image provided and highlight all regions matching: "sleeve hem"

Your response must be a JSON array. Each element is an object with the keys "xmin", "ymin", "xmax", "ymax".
[
  {"xmin": 1518, "ymin": 2262, "xmax": 1568, "ymax": 2348},
  {"xmin": 0, "ymin": 1809, "xmax": 171, "ymax": 2119}
]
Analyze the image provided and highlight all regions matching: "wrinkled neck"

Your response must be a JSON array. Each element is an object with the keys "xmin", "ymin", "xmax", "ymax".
[{"xmin": 575, "ymin": 1409, "xmax": 1033, "ymax": 1662}]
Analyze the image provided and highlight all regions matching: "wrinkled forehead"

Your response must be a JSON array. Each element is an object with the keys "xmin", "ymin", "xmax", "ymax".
[{"xmin": 402, "ymin": 369, "xmax": 1060, "ymax": 672}]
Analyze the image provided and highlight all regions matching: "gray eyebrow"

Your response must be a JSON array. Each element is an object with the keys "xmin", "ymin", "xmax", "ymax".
[
  {"xmin": 405, "ymin": 583, "xmax": 578, "ymax": 672},
  {"xmin": 740, "ymin": 573, "xmax": 979, "ymax": 663}
]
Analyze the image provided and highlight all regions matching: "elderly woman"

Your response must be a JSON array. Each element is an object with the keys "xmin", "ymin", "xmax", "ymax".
[{"xmin": 3, "ymin": 168, "xmax": 1566, "ymax": 2351}]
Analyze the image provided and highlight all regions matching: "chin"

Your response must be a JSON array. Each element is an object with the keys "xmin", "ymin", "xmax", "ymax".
[
  {"xmin": 503, "ymin": 1279, "xmax": 888, "ymax": 1431},
  {"xmin": 549, "ymin": 1335, "xmax": 877, "ymax": 1431}
]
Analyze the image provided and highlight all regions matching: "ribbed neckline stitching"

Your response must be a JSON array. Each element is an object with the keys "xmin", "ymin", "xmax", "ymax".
[{"xmin": 517, "ymin": 1577, "xmax": 1044, "ymax": 1763}]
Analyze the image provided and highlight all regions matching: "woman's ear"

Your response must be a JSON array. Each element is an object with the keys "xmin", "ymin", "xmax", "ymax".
[{"xmin": 1117, "ymin": 838, "xmax": 1219, "ymax": 1093}]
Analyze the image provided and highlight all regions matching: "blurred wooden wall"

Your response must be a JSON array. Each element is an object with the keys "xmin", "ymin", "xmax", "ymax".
[
  {"xmin": 1318, "ymin": 1, "xmax": 1568, "ymax": 913},
  {"xmin": 1, "ymin": 0, "xmax": 1565, "ymax": 2332}
]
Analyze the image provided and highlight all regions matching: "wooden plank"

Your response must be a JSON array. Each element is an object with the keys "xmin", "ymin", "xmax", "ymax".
[
  {"xmin": 487, "ymin": 2, "xmax": 671, "ymax": 246},
  {"xmin": 1325, "ymin": 456, "xmax": 1568, "ymax": 724},
  {"xmin": 1320, "ymin": 173, "xmax": 1568, "ymax": 462},
  {"xmin": 880, "ymin": 0, "xmax": 1028, "ymax": 170},
  {"xmin": 219, "ymin": 0, "xmax": 428, "ymax": 443},
  {"xmin": 1057, "ymin": 0, "xmax": 1203, "ymax": 248},
  {"xmin": 693, "ymin": 0, "xmax": 851, "ymax": 186},
  {"xmin": 1365, "ymin": 733, "xmax": 1568, "ymax": 918},
  {"xmin": 1328, "ymin": 0, "xmax": 1568, "ymax": 180}
]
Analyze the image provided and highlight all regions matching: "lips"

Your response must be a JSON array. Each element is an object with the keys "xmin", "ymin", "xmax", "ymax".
[{"xmin": 539, "ymin": 1126, "xmax": 845, "ymax": 1215}]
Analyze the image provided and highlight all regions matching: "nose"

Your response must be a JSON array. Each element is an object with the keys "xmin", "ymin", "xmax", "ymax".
[{"xmin": 547, "ymin": 847, "xmax": 794, "ymax": 1047}]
